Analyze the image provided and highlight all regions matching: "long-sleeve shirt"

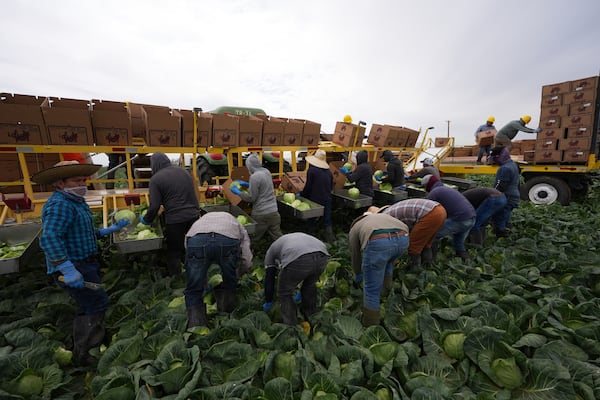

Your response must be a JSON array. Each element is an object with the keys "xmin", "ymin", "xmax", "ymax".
[
  {"xmin": 407, "ymin": 166, "xmax": 440, "ymax": 180},
  {"xmin": 462, "ymin": 188, "xmax": 504, "ymax": 208},
  {"xmin": 382, "ymin": 198, "xmax": 441, "ymax": 229},
  {"xmin": 347, "ymin": 163, "xmax": 374, "ymax": 196},
  {"xmin": 495, "ymin": 120, "xmax": 536, "ymax": 140},
  {"xmin": 40, "ymin": 190, "xmax": 99, "ymax": 270},
  {"xmin": 238, "ymin": 155, "xmax": 278, "ymax": 216},
  {"xmin": 185, "ymin": 211, "xmax": 252, "ymax": 270},
  {"xmin": 264, "ymin": 232, "xmax": 329, "ymax": 271},
  {"xmin": 382, "ymin": 158, "xmax": 405, "ymax": 188},
  {"xmin": 427, "ymin": 183, "xmax": 476, "ymax": 221},
  {"xmin": 300, "ymin": 165, "xmax": 333, "ymax": 206},
  {"xmin": 495, "ymin": 161, "xmax": 521, "ymax": 207},
  {"xmin": 349, "ymin": 214, "xmax": 409, "ymax": 274}
]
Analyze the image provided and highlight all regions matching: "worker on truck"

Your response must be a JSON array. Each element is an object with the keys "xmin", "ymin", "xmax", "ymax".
[
  {"xmin": 474, "ymin": 116, "xmax": 496, "ymax": 165},
  {"xmin": 494, "ymin": 115, "xmax": 542, "ymax": 150}
]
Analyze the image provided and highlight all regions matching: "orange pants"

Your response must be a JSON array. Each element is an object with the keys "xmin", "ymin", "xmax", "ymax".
[{"xmin": 408, "ymin": 205, "xmax": 447, "ymax": 255}]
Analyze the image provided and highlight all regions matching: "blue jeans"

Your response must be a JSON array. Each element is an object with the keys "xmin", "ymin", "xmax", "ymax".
[
  {"xmin": 435, "ymin": 217, "xmax": 475, "ymax": 253},
  {"xmin": 477, "ymin": 145, "xmax": 491, "ymax": 162},
  {"xmin": 184, "ymin": 233, "xmax": 240, "ymax": 308},
  {"xmin": 491, "ymin": 203, "xmax": 516, "ymax": 232},
  {"xmin": 52, "ymin": 257, "xmax": 109, "ymax": 315},
  {"xmin": 362, "ymin": 235, "xmax": 409, "ymax": 310},
  {"xmin": 472, "ymin": 195, "xmax": 507, "ymax": 233}
]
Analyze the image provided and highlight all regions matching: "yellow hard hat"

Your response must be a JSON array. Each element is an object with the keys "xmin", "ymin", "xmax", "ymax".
[
  {"xmin": 343, "ymin": 114, "xmax": 353, "ymax": 123},
  {"xmin": 487, "ymin": 116, "xmax": 495, "ymax": 123},
  {"xmin": 521, "ymin": 115, "xmax": 532, "ymax": 124}
]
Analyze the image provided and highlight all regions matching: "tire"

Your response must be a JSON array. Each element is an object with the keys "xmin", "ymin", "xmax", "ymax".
[
  {"xmin": 196, "ymin": 157, "xmax": 215, "ymax": 186},
  {"xmin": 521, "ymin": 176, "xmax": 571, "ymax": 206}
]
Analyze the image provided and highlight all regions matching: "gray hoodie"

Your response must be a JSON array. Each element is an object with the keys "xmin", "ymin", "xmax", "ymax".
[{"xmin": 238, "ymin": 154, "xmax": 278, "ymax": 216}]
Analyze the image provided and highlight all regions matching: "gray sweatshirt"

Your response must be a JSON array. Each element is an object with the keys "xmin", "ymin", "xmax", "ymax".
[
  {"xmin": 264, "ymin": 232, "xmax": 329, "ymax": 271},
  {"xmin": 238, "ymin": 154, "xmax": 278, "ymax": 216},
  {"xmin": 495, "ymin": 120, "xmax": 536, "ymax": 140}
]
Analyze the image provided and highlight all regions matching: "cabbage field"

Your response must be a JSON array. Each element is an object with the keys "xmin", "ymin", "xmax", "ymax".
[{"xmin": 0, "ymin": 179, "xmax": 599, "ymax": 399}]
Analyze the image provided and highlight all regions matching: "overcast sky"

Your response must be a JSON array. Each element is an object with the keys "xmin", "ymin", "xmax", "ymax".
[{"xmin": 2, "ymin": 0, "xmax": 600, "ymax": 148}]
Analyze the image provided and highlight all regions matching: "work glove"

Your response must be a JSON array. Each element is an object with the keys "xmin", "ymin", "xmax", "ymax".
[
  {"xmin": 230, "ymin": 186, "xmax": 242, "ymax": 196},
  {"xmin": 99, "ymin": 219, "xmax": 130, "ymax": 236},
  {"xmin": 262, "ymin": 301, "xmax": 273, "ymax": 312},
  {"xmin": 295, "ymin": 193, "xmax": 302, "ymax": 199},
  {"xmin": 355, "ymin": 273, "xmax": 363, "ymax": 284},
  {"xmin": 57, "ymin": 261, "xmax": 84, "ymax": 288},
  {"xmin": 339, "ymin": 166, "xmax": 351, "ymax": 175},
  {"xmin": 294, "ymin": 291, "xmax": 302, "ymax": 302},
  {"xmin": 535, "ymin": 127, "xmax": 543, "ymax": 133},
  {"xmin": 235, "ymin": 180, "xmax": 249, "ymax": 188},
  {"xmin": 139, "ymin": 215, "xmax": 151, "ymax": 226}
]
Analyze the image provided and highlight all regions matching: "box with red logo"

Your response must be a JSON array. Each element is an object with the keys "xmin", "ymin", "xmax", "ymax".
[
  {"xmin": 280, "ymin": 118, "xmax": 303, "ymax": 146},
  {"xmin": 258, "ymin": 115, "xmax": 284, "ymax": 146},
  {"xmin": 563, "ymin": 113, "xmax": 593, "ymax": 128},
  {"xmin": 570, "ymin": 76, "xmax": 598, "ymax": 91},
  {"xmin": 518, "ymin": 139, "xmax": 536, "ymax": 152},
  {"xmin": 90, "ymin": 99, "xmax": 132, "ymax": 146},
  {"xmin": 212, "ymin": 113, "xmax": 239, "ymax": 147},
  {"xmin": 559, "ymin": 137, "xmax": 591, "ymax": 151},
  {"xmin": 537, "ymin": 128, "xmax": 564, "ymax": 140},
  {"xmin": 239, "ymin": 115, "xmax": 263, "ymax": 146},
  {"xmin": 535, "ymin": 138, "xmax": 558, "ymax": 151},
  {"xmin": 367, "ymin": 124, "xmax": 401, "ymax": 147},
  {"xmin": 143, "ymin": 105, "xmax": 182, "ymax": 147},
  {"xmin": 541, "ymin": 81, "xmax": 571, "ymax": 96},
  {"xmin": 401, "ymin": 127, "xmax": 420, "ymax": 147},
  {"xmin": 297, "ymin": 119, "xmax": 321, "ymax": 146},
  {"xmin": 280, "ymin": 171, "xmax": 306, "ymax": 193},
  {"xmin": 523, "ymin": 151, "xmax": 535, "ymax": 163},
  {"xmin": 0, "ymin": 93, "xmax": 49, "ymax": 145},
  {"xmin": 569, "ymin": 101, "xmax": 594, "ymax": 116},
  {"xmin": 534, "ymin": 150, "xmax": 562, "ymax": 163},
  {"xmin": 540, "ymin": 105, "xmax": 569, "ymax": 119},
  {"xmin": 127, "ymin": 103, "xmax": 147, "ymax": 143},
  {"xmin": 566, "ymin": 126, "xmax": 593, "ymax": 138},
  {"xmin": 476, "ymin": 129, "xmax": 496, "ymax": 146},
  {"xmin": 539, "ymin": 116, "xmax": 561, "ymax": 129},
  {"xmin": 329, "ymin": 160, "xmax": 349, "ymax": 189},
  {"xmin": 563, "ymin": 88, "xmax": 596, "ymax": 105},
  {"xmin": 435, "ymin": 137, "xmax": 451, "ymax": 147},
  {"xmin": 42, "ymin": 97, "xmax": 94, "ymax": 146},
  {"xmin": 562, "ymin": 150, "xmax": 589, "ymax": 163},
  {"xmin": 181, "ymin": 110, "xmax": 212, "ymax": 147},
  {"xmin": 333, "ymin": 122, "xmax": 366, "ymax": 147},
  {"xmin": 541, "ymin": 94, "xmax": 562, "ymax": 107}
]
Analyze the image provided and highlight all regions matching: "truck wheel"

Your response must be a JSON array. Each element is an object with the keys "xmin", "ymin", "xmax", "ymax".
[{"xmin": 521, "ymin": 176, "xmax": 571, "ymax": 206}]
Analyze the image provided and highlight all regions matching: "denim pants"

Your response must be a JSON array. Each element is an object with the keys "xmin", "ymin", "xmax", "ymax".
[
  {"xmin": 491, "ymin": 203, "xmax": 517, "ymax": 232},
  {"xmin": 361, "ymin": 235, "xmax": 409, "ymax": 310},
  {"xmin": 52, "ymin": 257, "xmax": 109, "ymax": 315},
  {"xmin": 277, "ymin": 252, "xmax": 328, "ymax": 325},
  {"xmin": 472, "ymin": 195, "xmax": 507, "ymax": 233},
  {"xmin": 184, "ymin": 233, "xmax": 240, "ymax": 308},
  {"xmin": 435, "ymin": 217, "xmax": 476, "ymax": 253},
  {"xmin": 477, "ymin": 145, "xmax": 491, "ymax": 162}
]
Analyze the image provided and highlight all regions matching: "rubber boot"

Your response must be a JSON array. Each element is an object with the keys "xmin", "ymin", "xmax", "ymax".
[
  {"xmin": 361, "ymin": 307, "xmax": 380, "ymax": 327},
  {"xmin": 73, "ymin": 313, "xmax": 105, "ymax": 366},
  {"xmin": 186, "ymin": 303, "xmax": 208, "ymax": 328},
  {"xmin": 456, "ymin": 251, "xmax": 470, "ymax": 261},
  {"xmin": 406, "ymin": 253, "xmax": 422, "ymax": 273},
  {"xmin": 381, "ymin": 274, "xmax": 394, "ymax": 298},
  {"xmin": 324, "ymin": 225, "xmax": 334, "ymax": 243},
  {"xmin": 214, "ymin": 288, "xmax": 236, "ymax": 313},
  {"xmin": 469, "ymin": 230, "xmax": 483, "ymax": 248},
  {"xmin": 421, "ymin": 247, "xmax": 433, "ymax": 266},
  {"xmin": 430, "ymin": 241, "xmax": 439, "ymax": 263}
]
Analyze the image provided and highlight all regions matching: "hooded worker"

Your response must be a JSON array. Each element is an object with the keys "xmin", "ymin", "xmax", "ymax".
[
  {"xmin": 378, "ymin": 150, "xmax": 406, "ymax": 190},
  {"xmin": 488, "ymin": 146, "xmax": 520, "ymax": 237},
  {"xmin": 33, "ymin": 160, "xmax": 130, "ymax": 365},
  {"xmin": 494, "ymin": 115, "xmax": 542, "ymax": 150},
  {"xmin": 344, "ymin": 150, "xmax": 374, "ymax": 197},
  {"xmin": 233, "ymin": 153, "xmax": 283, "ymax": 241},
  {"xmin": 140, "ymin": 152, "xmax": 200, "ymax": 276}
]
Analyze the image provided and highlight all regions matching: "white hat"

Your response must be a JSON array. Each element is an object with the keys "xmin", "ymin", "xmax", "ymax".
[
  {"xmin": 306, "ymin": 149, "xmax": 329, "ymax": 169},
  {"xmin": 421, "ymin": 158, "xmax": 434, "ymax": 166}
]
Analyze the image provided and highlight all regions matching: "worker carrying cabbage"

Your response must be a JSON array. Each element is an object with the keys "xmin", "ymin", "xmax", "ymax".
[
  {"xmin": 494, "ymin": 115, "xmax": 542, "ymax": 151},
  {"xmin": 377, "ymin": 150, "xmax": 406, "ymax": 190},
  {"xmin": 184, "ymin": 211, "xmax": 253, "ymax": 328},
  {"xmin": 262, "ymin": 233, "xmax": 329, "ymax": 327},
  {"xmin": 32, "ymin": 160, "xmax": 130, "ymax": 366}
]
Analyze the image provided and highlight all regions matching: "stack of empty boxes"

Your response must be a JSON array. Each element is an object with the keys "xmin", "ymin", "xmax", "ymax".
[{"xmin": 536, "ymin": 76, "xmax": 599, "ymax": 164}]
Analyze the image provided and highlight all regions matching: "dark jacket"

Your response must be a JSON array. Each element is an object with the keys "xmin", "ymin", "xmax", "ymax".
[
  {"xmin": 347, "ymin": 151, "xmax": 374, "ymax": 196},
  {"xmin": 426, "ymin": 177, "xmax": 476, "ymax": 221},
  {"xmin": 382, "ymin": 157, "xmax": 405, "ymax": 188},
  {"xmin": 462, "ymin": 187, "xmax": 504, "ymax": 208},
  {"xmin": 493, "ymin": 148, "xmax": 521, "ymax": 207},
  {"xmin": 300, "ymin": 165, "xmax": 333, "ymax": 206}
]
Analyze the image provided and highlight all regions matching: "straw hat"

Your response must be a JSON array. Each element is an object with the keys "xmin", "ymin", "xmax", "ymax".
[
  {"xmin": 31, "ymin": 160, "xmax": 102, "ymax": 184},
  {"xmin": 305, "ymin": 149, "xmax": 329, "ymax": 169}
]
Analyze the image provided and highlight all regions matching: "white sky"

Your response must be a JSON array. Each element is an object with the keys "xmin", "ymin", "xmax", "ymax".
[{"xmin": 2, "ymin": 0, "xmax": 600, "ymax": 149}]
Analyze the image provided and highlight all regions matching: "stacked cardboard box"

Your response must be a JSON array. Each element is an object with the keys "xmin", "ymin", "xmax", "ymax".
[
  {"xmin": 535, "ymin": 76, "xmax": 598, "ymax": 164},
  {"xmin": 91, "ymin": 99, "xmax": 132, "ymax": 146},
  {"xmin": 333, "ymin": 122, "xmax": 366, "ymax": 147},
  {"xmin": 180, "ymin": 110, "xmax": 212, "ymax": 148},
  {"xmin": 281, "ymin": 171, "xmax": 306, "ymax": 193},
  {"xmin": 42, "ymin": 97, "xmax": 94, "ymax": 146}
]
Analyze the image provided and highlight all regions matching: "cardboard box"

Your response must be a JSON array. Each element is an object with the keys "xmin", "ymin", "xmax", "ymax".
[
  {"xmin": 452, "ymin": 147, "xmax": 472, "ymax": 157},
  {"xmin": 476, "ymin": 129, "xmax": 496, "ymax": 146},
  {"xmin": 239, "ymin": 115, "xmax": 263, "ymax": 146},
  {"xmin": 91, "ymin": 99, "xmax": 132, "ymax": 146},
  {"xmin": 563, "ymin": 113, "xmax": 593, "ymax": 128},
  {"xmin": 402, "ymin": 127, "xmax": 420, "ymax": 148},
  {"xmin": 559, "ymin": 137, "xmax": 591, "ymax": 151},
  {"xmin": 212, "ymin": 113, "xmax": 239, "ymax": 147},
  {"xmin": 539, "ymin": 117, "xmax": 561, "ymax": 129},
  {"xmin": 42, "ymin": 97, "xmax": 94, "ymax": 145},
  {"xmin": 258, "ymin": 116, "xmax": 284, "ymax": 146},
  {"xmin": 535, "ymin": 138, "xmax": 558, "ymax": 150},
  {"xmin": 434, "ymin": 137, "xmax": 451, "ymax": 147},
  {"xmin": 541, "ymin": 81, "xmax": 571, "ymax": 96},
  {"xmin": 367, "ymin": 124, "xmax": 401, "ymax": 147},
  {"xmin": 569, "ymin": 101, "xmax": 594, "ymax": 116},
  {"xmin": 537, "ymin": 128, "xmax": 564, "ymax": 140},
  {"xmin": 562, "ymin": 150, "xmax": 589, "ymax": 163},
  {"xmin": 127, "ymin": 103, "xmax": 147, "ymax": 140},
  {"xmin": 510, "ymin": 141, "xmax": 522, "ymax": 155},
  {"xmin": 571, "ymin": 76, "xmax": 598, "ymax": 91},
  {"xmin": 329, "ymin": 160, "xmax": 349, "ymax": 189},
  {"xmin": 523, "ymin": 150, "xmax": 535, "ymax": 162},
  {"xmin": 0, "ymin": 153, "xmax": 60, "ymax": 193},
  {"xmin": 519, "ymin": 139, "xmax": 536, "ymax": 152},
  {"xmin": 563, "ymin": 88, "xmax": 596, "ymax": 105},
  {"xmin": 333, "ymin": 122, "xmax": 366, "ymax": 147},
  {"xmin": 298, "ymin": 119, "xmax": 321, "ymax": 146},
  {"xmin": 540, "ymin": 105, "xmax": 569, "ymax": 119},
  {"xmin": 181, "ymin": 110, "xmax": 212, "ymax": 147},
  {"xmin": 280, "ymin": 118, "xmax": 303, "ymax": 146},
  {"xmin": 143, "ymin": 105, "xmax": 182, "ymax": 147},
  {"xmin": 281, "ymin": 171, "xmax": 306, "ymax": 193},
  {"xmin": 566, "ymin": 126, "xmax": 593, "ymax": 138},
  {"xmin": 534, "ymin": 150, "xmax": 562, "ymax": 163},
  {"xmin": 0, "ymin": 93, "xmax": 49, "ymax": 145},
  {"xmin": 541, "ymin": 94, "xmax": 562, "ymax": 106}
]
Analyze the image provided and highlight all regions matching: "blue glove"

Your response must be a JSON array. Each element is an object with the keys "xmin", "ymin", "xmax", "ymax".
[
  {"xmin": 235, "ymin": 180, "xmax": 249, "ymax": 188},
  {"xmin": 374, "ymin": 175, "xmax": 383, "ymax": 183},
  {"xmin": 294, "ymin": 291, "xmax": 302, "ymax": 302},
  {"xmin": 295, "ymin": 193, "xmax": 301, "ymax": 199},
  {"xmin": 139, "ymin": 215, "xmax": 151, "ymax": 226},
  {"xmin": 230, "ymin": 186, "xmax": 242, "ymax": 196},
  {"xmin": 535, "ymin": 127, "xmax": 543, "ymax": 133},
  {"xmin": 340, "ymin": 166, "xmax": 351, "ymax": 174},
  {"xmin": 57, "ymin": 261, "xmax": 84, "ymax": 288},
  {"xmin": 355, "ymin": 274, "xmax": 363, "ymax": 284},
  {"xmin": 262, "ymin": 301, "xmax": 273, "ymax": 312},
  {"xmin": 99, "ymin": 219, "xmax": 130, "ymax": 236}
]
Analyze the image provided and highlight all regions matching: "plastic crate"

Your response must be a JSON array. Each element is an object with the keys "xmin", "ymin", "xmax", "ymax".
[
  {"xmin": 112, "ymin": 223, "xmax": 164, "ymax": 254},
  {"xmin": 406, "ymin": 184, "xmax": 427, "ymax": 198},
  {"xmin": 0, "ymin": 222, "xmax": 42, "ymax": 275},
  {"xmin": 332, "ymin": 189, "xmax": 372, "ymax": 209},
  {"xmin": 277, "ymin": 196, "xmax": 324, "ymax": 220},
  {"xmin": 373, "ymin": 189, "xmax": 408, "ymax": 206},
  {"xmin": 202, "ymin": 204, "xmax": 257, "ymax": 235}
]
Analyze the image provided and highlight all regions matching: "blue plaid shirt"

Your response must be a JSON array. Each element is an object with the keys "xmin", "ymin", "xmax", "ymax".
[{"xmin": 40, "ymin": 190, "xmax": 99, "ymax": 272}]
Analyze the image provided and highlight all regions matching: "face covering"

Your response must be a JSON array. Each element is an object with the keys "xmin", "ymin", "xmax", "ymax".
[{"xmin": 63, "ymin": 186, "xmax": 88, "ymax": 198}]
